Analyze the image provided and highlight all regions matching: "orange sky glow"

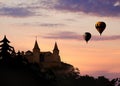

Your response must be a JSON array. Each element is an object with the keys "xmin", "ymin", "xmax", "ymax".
[{"xmin": 0, "ymin": 0, "xmax": 120, "ymax": 79}]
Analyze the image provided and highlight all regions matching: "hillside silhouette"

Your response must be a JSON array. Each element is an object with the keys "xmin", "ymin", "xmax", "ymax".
[{"xmin": 0, "ymin": 36, "xmax": 119, "ymax": 86}]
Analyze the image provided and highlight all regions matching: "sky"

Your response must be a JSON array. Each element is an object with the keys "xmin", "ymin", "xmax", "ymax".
[{"xmin": 0, "ymin": 0, "xmax": 120, "ymax": 79}]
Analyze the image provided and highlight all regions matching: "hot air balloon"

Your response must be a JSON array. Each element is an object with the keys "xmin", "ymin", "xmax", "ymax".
[
  {"xmin": 84, "ymin": 32, "xmax": 91, "ymax": 43},
  {"xmin": 95, "ymin": 21, "xmax": 106, "ymax": 35}
]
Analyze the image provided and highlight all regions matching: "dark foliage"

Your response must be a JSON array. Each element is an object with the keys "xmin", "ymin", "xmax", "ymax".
[{"xmin": 0, "ymin": 36, "xmax": 119, "ymax": 86}]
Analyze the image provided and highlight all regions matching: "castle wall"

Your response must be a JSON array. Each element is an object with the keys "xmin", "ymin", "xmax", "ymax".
[
  {"xmin": 25, "ymin": 51, "xmax": 34, "ymax": 63},
  {"xmin": 41, "ymin": 62, "xmax": 61, "ymax": 68},
  {"xmin": 25, "ymin": 55, "xmax": 33, "ymax": 63},
  {"xmin": 33, "ymin": 53, "xmax": 40, "ymax": 64},
  {"xmin": 24, "ymin": 41, "xmax": 61, "ymax": 68}
]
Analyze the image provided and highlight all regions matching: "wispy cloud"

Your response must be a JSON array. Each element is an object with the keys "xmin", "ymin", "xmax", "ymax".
[
  {"xmin": 42, "ymin": 31, "xmax": 83, "ymax": 40},
  {"xmin": 19, "ymin": 22, "xmax": 65, "ymax": 27},
  {"xmin": 42, "ymin": 31, "xmax": 120, "ymax": 41},
  {"xmin": 0, "ymin": 1, "xmax": 42, "ymax": 17},
  {"xmin": 39, "ymin": 23, "xmax": 65, "ymax": 27},
  {"xmin": 88, "ymin": 71, "xmax": 120, "ymax": 80},
  {"xmin": 0, "ymin": 7, "xmax": 34, "ymax": 17},
  {"xmin": 54, "ymin": 0, "xmax": 120, "ymax": 17},
  {"xmin": 91, "ymin": 35, "xmax": 120, "ymax": 41},
  {"xmin": 0, "ymin": 0, "xmax": 119, "ymax": 17}
]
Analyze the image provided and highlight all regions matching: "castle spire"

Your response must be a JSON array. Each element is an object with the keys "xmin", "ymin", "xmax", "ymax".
[
  {"xmin": 53, "ymin": 42, "xmax": 59, "ymax": 55},
  {"xmin": 33, "ymin": 38, "xmax": 40, "ymax": 64},
  {"xmin": 53, "ymin": 42, "xmax": 59, "ymax": 51},
  {"xmin": 33, "ymin": 40, "xmax": 40, "ymax": 50}
]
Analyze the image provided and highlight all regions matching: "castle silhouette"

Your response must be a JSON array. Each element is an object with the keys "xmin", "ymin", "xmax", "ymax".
[
  {"xmin": 0, "ymin": 35, "xmax": 61, "ymax": 68},
  {"xmin": 25, "ymin": 40, "xmax": 61, "ymax": 68}
]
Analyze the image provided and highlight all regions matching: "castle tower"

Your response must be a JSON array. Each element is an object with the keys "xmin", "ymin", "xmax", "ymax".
[
  {"xmin": 53, "ymin": 42, "xmax": 59, "ymax": 55},
  {"xmin": 33, "ymin": 40, "xmax": 40, "ymax": 63},
  {"xmin": 53, "ymin": 42, "xmax": 61, "ymax": 62}
]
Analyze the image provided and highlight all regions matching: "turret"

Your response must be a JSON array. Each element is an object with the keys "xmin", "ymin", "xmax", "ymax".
[
  {"xmin": 53, "ymin": 42, "xmax": 59, "ymax": 55},
  {"xmin": 33, "ymin": 40, "xmax": 40, "ymax": 53},
  {"xmin": 33, "ymin": 40, "xmax": 40, "ymax": 63},
  {"xmin": 53, "ymin": 42, "xmax": 61, "ymax": 64}
]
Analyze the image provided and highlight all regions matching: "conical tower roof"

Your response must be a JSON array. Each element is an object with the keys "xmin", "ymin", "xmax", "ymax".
[
  {"xmin": 53, "ymin": 42, "xmax": 59, "ymax": 51},
  {"xmin": 33, "ymin": 40, "xmax": 40, "ymax": 50},
  {"xmin": 0, "ymin": 35, "xmax": 10, "ymax": 43}
]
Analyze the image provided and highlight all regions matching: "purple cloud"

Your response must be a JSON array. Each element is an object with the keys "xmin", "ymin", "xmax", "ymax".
[
  {"xmin": 91, "ymin": 35, "xmax": 120, "ymax": 41},
  {"xmin": 42, "ymin": 31, "xmax": 120, "ymax": 41},
  {"xmin": 42, "ymin": 31, "xmax": 83, "ymax": 40},
  {"xmin": 0, "ymin": 0, "xmax": 119, "ymax": 17},
  {"xmin": 39, "ymin": 23, "xmax": 65, "ymax": 27},
  {"xmin": 54, "ymin": 0, "xmax": 120, "ymax": 17},
  {"xmin": 0, "ymin": 7, "xmax": 34, "ymax": 17},
  {"xmin": 18, "ymin": 22, "xmax": 65, "ymax": 27},
  {"xmin": 88, "ymin": 71, "xmax": 120, "ymax": 80}
]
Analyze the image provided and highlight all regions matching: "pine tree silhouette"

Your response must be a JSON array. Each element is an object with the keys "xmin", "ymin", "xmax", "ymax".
[{"xmin": 0, "ymin": 35, "xmax": 14, "ymax": 64}]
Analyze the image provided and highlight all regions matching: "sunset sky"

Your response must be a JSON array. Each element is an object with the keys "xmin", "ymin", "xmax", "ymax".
[{"xmin": 0, "ymin": 0, "xmax": 120, "ymax": 79}]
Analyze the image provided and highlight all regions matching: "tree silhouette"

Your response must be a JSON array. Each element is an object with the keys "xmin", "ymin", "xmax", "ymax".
[
  {"xmin": 0, "ymin": 36, "xmax": 118, "ymax": 86},
  {"xmin": 0, "ymin": 35, "xmax": 14, "ymax": 64}
]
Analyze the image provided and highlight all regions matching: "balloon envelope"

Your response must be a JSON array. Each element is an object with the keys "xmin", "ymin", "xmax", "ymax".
[
  {"xmin": 84, "ymin": 32, "xmax": 91, "ymax": 43},
  {"xmin": 95, "ymin": 21, "xmax": 106, "ymax": 35}
]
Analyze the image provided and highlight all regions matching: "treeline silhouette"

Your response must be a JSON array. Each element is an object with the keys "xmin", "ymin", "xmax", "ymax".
[{"xmin": 0, "ymin": 36, "xmax": 119, "ymax": 86}]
